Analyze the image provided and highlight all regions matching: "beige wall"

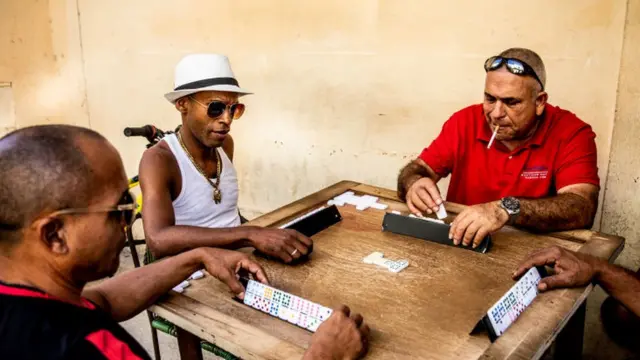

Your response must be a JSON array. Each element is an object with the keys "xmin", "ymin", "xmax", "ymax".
[
  {"xmin": 601, "ymin": 0, "xmax": 640, "ymax": 270},
  {"xmin": 0, "ymin": 0, "xmax": 89, "ymax": 131},
  {"xmin": 1, "ymin": 1, "xmax": 636, "ymax": 257},
  {"xmin": 73, "ymin": 0, "xmax": 627, "ymax": 220}
]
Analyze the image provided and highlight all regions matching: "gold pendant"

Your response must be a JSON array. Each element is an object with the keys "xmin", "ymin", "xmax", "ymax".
[{"xmin": 213, "ymin": 188, "xmax": 222, "ymax": 204}]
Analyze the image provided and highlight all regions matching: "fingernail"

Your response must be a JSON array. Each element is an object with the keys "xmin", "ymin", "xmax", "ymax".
[
  {"xmin": 448, "ymin": 234, "xmax": 453, "ymax": 240},
  {"xmin": 238, "ymin": 292, "xmax": 245, "ymax": 300},
  {"xmin": 539, "ymin": 283, "xmax": 547, "ymax": 291}
]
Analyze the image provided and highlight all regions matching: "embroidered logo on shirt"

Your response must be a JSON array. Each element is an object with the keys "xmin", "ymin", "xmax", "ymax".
[{"xmin": 521, "ymin": 166, "xmax": 548, "ymax": 180}]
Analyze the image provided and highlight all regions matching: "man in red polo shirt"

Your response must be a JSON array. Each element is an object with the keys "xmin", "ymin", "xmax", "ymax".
[{"xmin": 397, "ymin": 47, "xmax": 599, "ymax": 248}]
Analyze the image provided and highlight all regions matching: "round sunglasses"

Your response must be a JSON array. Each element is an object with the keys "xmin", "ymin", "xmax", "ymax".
[
  {"xmin": 189, "ymin": 97, "xmax": 245, "ymax": 120},
  {"xmin": 484, "ymin": 56, "xmax": 544, "ymax": 91}
]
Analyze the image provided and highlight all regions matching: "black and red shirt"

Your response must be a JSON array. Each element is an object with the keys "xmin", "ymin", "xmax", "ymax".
[{"xmin": 0, "ymin": 281, "xmax": 151, "ymax": 360}]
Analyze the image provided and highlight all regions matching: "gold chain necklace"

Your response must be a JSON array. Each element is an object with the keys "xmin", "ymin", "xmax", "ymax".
[{"xmin": 177, "ymin": 131, "xmax": 222, "ymax": 204}]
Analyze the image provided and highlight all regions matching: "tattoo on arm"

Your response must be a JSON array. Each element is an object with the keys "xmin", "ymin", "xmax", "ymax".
[
  {"xmin": 516, "ymin": 192, "xmax": 598, "ymax": 231},
  {"xmin": 397, "ymin": 161, "xmax": 431, "ymax": 201}
]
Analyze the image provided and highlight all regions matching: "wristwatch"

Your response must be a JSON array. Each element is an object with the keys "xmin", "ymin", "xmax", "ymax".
[{"xmin": 499, "ymin": 197, "xmax": 520, "ymax": 224}]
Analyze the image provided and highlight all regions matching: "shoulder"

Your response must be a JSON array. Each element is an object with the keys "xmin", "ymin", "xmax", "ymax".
[
  {"xmin": 436, "ymin": 104, "xmax": 483, "ymax": 137},
  {"xmin": 139, "ymin": 141, "xmax": 179, "ymax": 181},
  {"xmin": 545, "ymin": 104, "xmax": 595, "ymax": 139}
]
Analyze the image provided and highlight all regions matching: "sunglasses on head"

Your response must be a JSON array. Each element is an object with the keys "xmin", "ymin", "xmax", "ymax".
[
  {"xmin": 189, "ymin": 96, "xmax": 245, "ymax": 120},
  {"xmin": 484, "ymin": 56, "xmax": 544, "ymax": 91},
  {"xmin": 47, "ymin": 190, "xmax": 137, "ymax": 226}
]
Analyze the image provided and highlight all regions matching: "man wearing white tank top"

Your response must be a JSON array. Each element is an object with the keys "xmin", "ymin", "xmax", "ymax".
[{"xmin": 138, "ymin": 54, "xmax": 313, "ymax": 265}]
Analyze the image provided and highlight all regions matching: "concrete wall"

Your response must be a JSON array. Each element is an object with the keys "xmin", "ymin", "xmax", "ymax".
[
  {"xmin": 70, "ymin": 0, "xmax": 627, "ymax": 220},
  {"xmin": 601, "ymin": 0, "xmax": 640, "ymax": 270},
  {"xmin": 0, "ymin": 0, "xmax": 89, "ymax": 131}
]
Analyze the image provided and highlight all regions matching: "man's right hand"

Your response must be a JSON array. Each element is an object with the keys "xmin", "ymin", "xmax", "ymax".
[
  {"xmin": 304, "ymin": 305, "xmax": 370, "ymax": 360},
  {"xmin": 513, "ymin": 246, "xmax": 602, "ymax": 292},
  {"xmin": 405, "ymin": 177, "xmax": 443, "ymax": 215},
  {"xmin": 248, "ymin": 227, "xmax": 313, "ymax": 263}
]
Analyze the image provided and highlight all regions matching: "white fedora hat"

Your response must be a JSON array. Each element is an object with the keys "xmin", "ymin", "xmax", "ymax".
[{"xmin": 164, "ymin": 53, "xmax": 252, "ymax": 104}]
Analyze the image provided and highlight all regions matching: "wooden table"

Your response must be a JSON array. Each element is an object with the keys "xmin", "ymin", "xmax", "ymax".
[{"xmin": 149, "ymin": 181, "xmax": 624, "ymax": 360}]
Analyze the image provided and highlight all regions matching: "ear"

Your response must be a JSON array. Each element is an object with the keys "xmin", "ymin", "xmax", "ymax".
[
  {"xmin": 175, "ymin": 98, "xmax": 189, "ymax": 115},
  {"xmin": 535, "ymin": 91, "xmax": 548, "ymax": 117},
  {"xmin": 37, "ymin": 217, "xmax": 69, "ymax": 255}
]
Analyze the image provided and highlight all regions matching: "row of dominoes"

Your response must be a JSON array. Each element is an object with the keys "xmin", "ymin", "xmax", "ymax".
[
  {"xmin": 244, "ymin": 280, "xmax": 332, "ymax": 332},
  {"xmin": 487, "ymin": 267, "xmax": 542, "ymax": 335},
  {"xmin": 172, "ymin": 270, "xmax": 205, "ymax": 293},
  {"xmin": 327, "ymin": 191, "xmax": 389, "ymax": 211}
]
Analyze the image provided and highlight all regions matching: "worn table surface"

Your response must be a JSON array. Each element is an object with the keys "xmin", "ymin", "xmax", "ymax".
[{"xmin": 150, "ymin": 181, "xmax": 624, "ymax": 360}]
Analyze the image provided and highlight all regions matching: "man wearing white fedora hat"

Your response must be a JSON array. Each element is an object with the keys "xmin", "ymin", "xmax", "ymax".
[{"xmin": 138, "ymin": 54, "xmax": 313, "ymax": 263}]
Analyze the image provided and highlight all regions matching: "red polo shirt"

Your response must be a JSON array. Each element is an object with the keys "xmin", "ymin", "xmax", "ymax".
[{"xmin": 418, "ymin": 103, "xmax": 599, "ymax": 205}]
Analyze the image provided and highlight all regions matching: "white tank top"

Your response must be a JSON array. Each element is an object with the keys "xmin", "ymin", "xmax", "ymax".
[{"xmin": 163, "ymin": 133, "xmax": 241, "ymax": 228}]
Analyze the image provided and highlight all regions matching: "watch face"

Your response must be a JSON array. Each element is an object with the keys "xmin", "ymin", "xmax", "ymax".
[{"xmin": 502, "ymin": 197, "xmax": 520, "ymax": 212}]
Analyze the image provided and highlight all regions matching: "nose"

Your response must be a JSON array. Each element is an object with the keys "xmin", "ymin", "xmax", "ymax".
[
  {"xmin": 217, "ymin": 109, "xmax": 233, "ymax": 126},
  {"xmin": 490, "ymin": 100, "xmax": 506, "ymax": 120}
]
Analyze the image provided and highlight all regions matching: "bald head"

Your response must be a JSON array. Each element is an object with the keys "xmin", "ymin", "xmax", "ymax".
[
  {"xmin": 498, "ymin": 47, "xmax": 546, "ymax": 91},
  {"xmin": 0, "ymin": 125, "xmax": 113, "ymax": 248}
]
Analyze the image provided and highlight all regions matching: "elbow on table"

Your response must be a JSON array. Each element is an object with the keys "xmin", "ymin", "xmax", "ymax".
[{"xmin": 145, "ymin": 232, "xmax": 171, "ymax": 260}]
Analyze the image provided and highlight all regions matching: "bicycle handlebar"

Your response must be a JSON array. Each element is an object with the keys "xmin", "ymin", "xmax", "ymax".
[{"xmin": 123, "ymin": 125, "xmax": 156, "ymax": 139}]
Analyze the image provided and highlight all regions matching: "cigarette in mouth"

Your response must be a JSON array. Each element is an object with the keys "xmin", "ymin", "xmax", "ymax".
[{"xmin": 487, "ymin": 126, "xmax": 499, "ymax": 149}]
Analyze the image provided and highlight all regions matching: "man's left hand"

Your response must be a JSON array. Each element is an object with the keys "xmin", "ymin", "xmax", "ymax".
[
  {"xmin": 197, "ymin": 248, "xmax": 269, "ymax": 300},
  {"xmin": 449, "ymin": 201, "xmax": 509, "ymax": 248}
]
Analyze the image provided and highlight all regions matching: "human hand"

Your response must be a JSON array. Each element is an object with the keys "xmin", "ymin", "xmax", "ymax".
[
  {"xmin": 405, "ymin": 177, "xmax": 443, "ymax": 215},
  {"xmin": 304, "ymin": 305, "xmax": 370, "ymax": 360},
  {"xmin": 198, "ymin": 248, "xmax": 269, "ymax": 299},
  {"xmin": 248, "ymin": 227, "xmax": 313, "ymax": 263},
  {"xmin": 449, "ymin": 201, "xmax": 508, "ymax": 248},
  {"xmin": 513, "ymin": 246, "xmax": 601, "ymax": 291}
]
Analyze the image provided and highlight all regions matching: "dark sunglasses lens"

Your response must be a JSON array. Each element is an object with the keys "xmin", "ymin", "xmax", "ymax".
[
  {"xmin": 506, "ymin": 59, "xmax": 525, "ymax": 74},
  {"xmin": 485, "ymin": 57, "xmax": 502, "ymax": 71},
  {"xmin": 230, "ymin": 104, "xmax": 245, "ymax": 120},
  {"xmin": 207, "ymin": 102, "xmax": 227, "ymax": 118}
]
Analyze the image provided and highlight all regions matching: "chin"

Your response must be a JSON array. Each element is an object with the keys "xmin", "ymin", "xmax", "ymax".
[{"xmin": 204, "ymin": 139, "xmax": 223, "ymax": 148}]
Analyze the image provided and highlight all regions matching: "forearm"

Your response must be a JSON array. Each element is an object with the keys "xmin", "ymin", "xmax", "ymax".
[
  {"xmin": 397, "ymin": 160, "xmax": 439, "ymax": 201},
  {"xmin": 84, "ymin": 249, "xmax": 205, "ymax": 321},
  {"xmin": 514, "ymin": 193, "xmax": 596, "ymax": 231},
  {"xmin": 595, "ymin": 261, "xmax": 640, "ymax": 317},
  {"xmin": 148, "ymin": 225, "xmax": 256, "ymax": 258}
]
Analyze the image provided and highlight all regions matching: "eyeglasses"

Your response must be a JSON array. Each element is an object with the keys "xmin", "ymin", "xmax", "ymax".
[
  {"xmin": 484, "ymin": 56, "xmax": 544, "ymax": 91},
  {"xmin": 189, "ymin": 97, "xmax": 245, "ymax": 120},
  {"xmin": 46, "ymin": 191, "xmax": 136, "ymax": 226}
]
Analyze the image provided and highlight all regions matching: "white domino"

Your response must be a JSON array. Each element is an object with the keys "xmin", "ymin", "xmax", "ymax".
[
  {"xmin": 329, "ymin": 192, "xmax": 389, "ymax": 212},
  {"xmin": 362, "ymin": 252, "xmax": 410, "ymax": 273},
  {"xmin": 189, "ymin": 270, "xmax": 204, "ymax": 280},
  {"xmin": 172, "ymin": 280, "xmax": 190, "ymax": 293},
  {"xmin": 436, "ymin": 204, "xmax": 448, "ymax": 220},
  {"xmin": 371, "ymin": 203, "xmax": 389, "ymax": 210}
]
